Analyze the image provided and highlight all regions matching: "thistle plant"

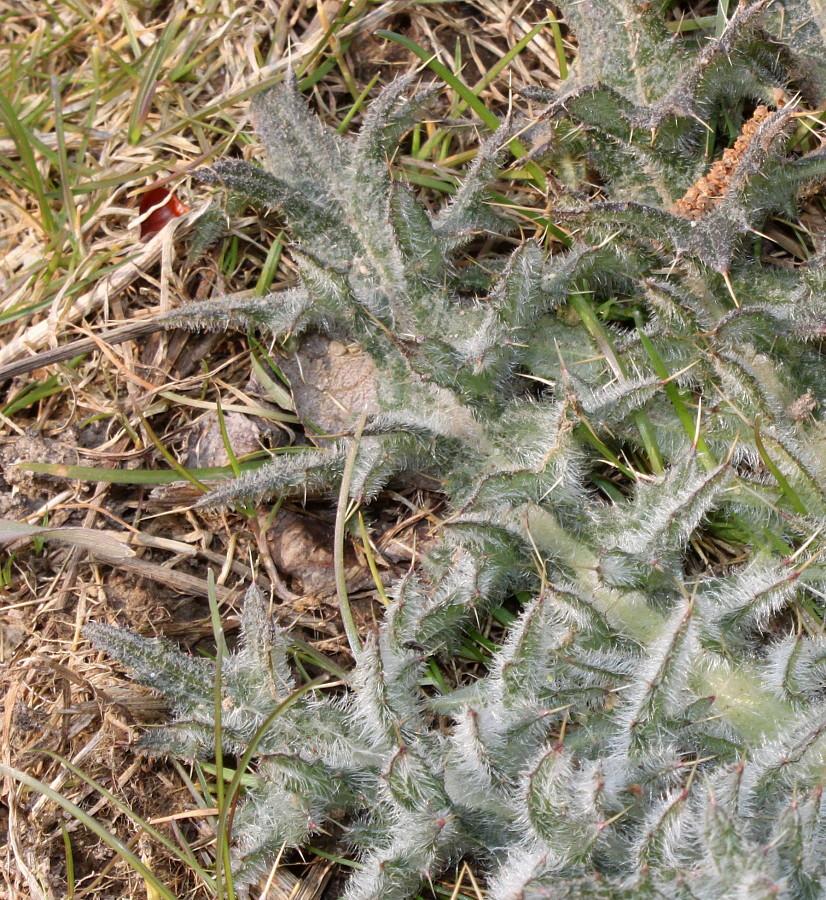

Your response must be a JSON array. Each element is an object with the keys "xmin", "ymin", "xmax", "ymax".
[{"xmin": 87, "ymin": 1, "xmax": 826, "ymax": 897}]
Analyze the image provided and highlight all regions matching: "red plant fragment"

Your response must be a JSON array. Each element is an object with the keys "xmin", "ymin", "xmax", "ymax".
[{"xmin": 139, "ymin": 185, "xmax": 189, "ymax": 241}]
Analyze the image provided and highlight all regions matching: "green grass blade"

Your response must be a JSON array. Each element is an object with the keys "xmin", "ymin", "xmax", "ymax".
[
  {"xmin": 357, "ymin": 510, "xmax": 389, "ymax": 606},
  {"xmin": 548, "ymin": 17, "xmax": 569, "ymax": 79},
  {"xmin": 461, "ymin": 20, "xmax": 547, "ymax": 108},
  {"xmin": 0, "ymin": 762, "xmax": 181, "ymax": 900},
  {"xmin": 61, "ymin": 823, "xmax": 75, "ymax": 900},
  {"xmin": 376, "ymin": 30, "xmax": 499, "ymax": 130},
  {"xmin": 128, "ymin": 14, "xmax": 184, "ymax": 145},
  {"xmin": 0, "ymin": 90, "xmax": 56, "ymax": 234},
  {"xmin": 753, "ymin": 424, "xmax": 809, "ymax": 516},
  {"xmin": 253, "ymin": 232, "xmax": 285, "ymax": 296},
  {"xmin": 17, "ymin": 459, "xmax": 270, "ymax": 485},
  {"xmin": 635, "ymin": 323, "xmax": 715, "ymax": 470},
  {"xmin": 207, "ymin": 570, "xmax": 232, "ymax": 900},
  {"xmin": 337, "ymin": 74, "xmax": 381, "ymax": 134},
  {"xmin": 570, "ymin": 292, "xmax": 664, "ymax": 474},
  {"xmin": 375, "ymin": 29, "xmax": 546, "ymax": 189},
  {"xmin": 217, "ymin": 675, "xmax": 334, "ymax": 873},
  {"xmin": 248, "ymin": 348, "xmax": 296, "ymax": 412},
  {"xmin": 51, "ymin": 76, "xmax": 80, "ymax": 250},
  {"xmin": 38, "ymin": 750, "xmax": 216, "ymax": 890},
  {"xmin": 137, "ymin": 412, "xmax": 209, "ymax": 491},
  {"xmin": 335, "ymin": 412, "xmax": 367, "ymax": 657}
]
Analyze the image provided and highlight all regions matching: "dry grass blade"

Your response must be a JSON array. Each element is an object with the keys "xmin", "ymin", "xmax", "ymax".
[
  {"xmin": 0, "ymin": 319, "xmax": 164, "ymax": 382},
  {"xmin": 0, "ymin": 519, "xmax": 135, "ymax": 560},
  {"xmin": 0, "ymin": 205, "xmax": 207, "ymax": 368}
]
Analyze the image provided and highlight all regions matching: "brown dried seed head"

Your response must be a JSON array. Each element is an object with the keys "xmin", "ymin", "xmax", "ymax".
[{"xmin": 672, "ymin": 105, "xmax": 773, "ymax": 220}]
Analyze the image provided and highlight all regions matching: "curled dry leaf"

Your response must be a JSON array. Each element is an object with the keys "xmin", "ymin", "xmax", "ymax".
[{"xmin": 138, "ymin": 185, "xmax": 189, "ymax": 241}]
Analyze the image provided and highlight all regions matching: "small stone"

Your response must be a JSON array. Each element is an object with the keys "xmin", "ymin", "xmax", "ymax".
[{"xmin": 185, "ymin": 412, "xmax": 261, "ymax": 468}]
